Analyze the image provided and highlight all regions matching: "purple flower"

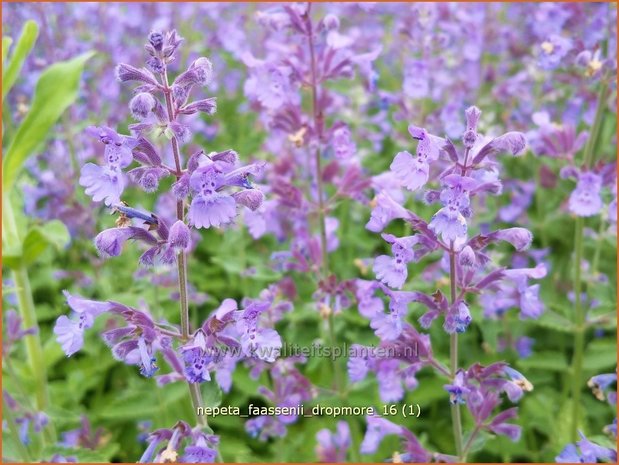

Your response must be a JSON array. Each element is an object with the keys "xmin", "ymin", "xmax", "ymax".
[
  {"xmin": 236, "ymin": 300, "xmax": 282, "ymax": 362},
  {"xmin": 403, "ymin": 60, "xmax": 429, "ymax": 99},
  {"xmin": 515, "ymin": 336, "xmax": 535, "ymax": 358},
  {"xmin": 54, "ymin": 292, "xmax": 113, "ymax": 356},
  {"xmin": 168, "ymin": 220, "xmax": 191, "ymax": 251},
  {"xmin": 587, "ymin": 373, "xmax": 617, "ymax": 403},
  {"xmin": 487, "ymin": 408, "xmax": 522, "ymax": 442},
  {"xmin": 390, "ymin": 151, "xmax": 430, "ymax": 191},
  {"xmin": 443, "ymin": 301, "xmax": 472, "ymax": 334},
  {"xmin": 79, "ymin": 164, "xmax": 126, "ymax": 206},
  {"xmin": 129, "ymin": 92, "xmax": 156, "ymax": 120},
  {"xmin": 489, "ymin": 228, "xmax": 533, "ymax": 251},
  {"xmin": 502, "ymin": 367, "xmax": 533, "ymax": 402},
  {"xmin": 370, "ymin": 288, "xmax": 421, "ymax": 341},
  {"xmin": 94, "ymin": 226, "xmax": 156, "ymax": 257},
  {"xmin": 373, "ymin": 234, "xmax": 416, "ymax": 289},
  {"xmin": 182, "ymin": 436, "xmax": 217, "ymax": 463},
  {"xmin": 444, "ymin": 371, "xmax": 471, "ymax": 405},
  {"xmin": 244, "ymin": 58, "xmax": 292, "ymax": 110},
  {"xmin": 537, "ymin": 35, "xmax": 573, "ymax": 70},
  {"xmin": 366, "ymin": 192, "xmax": 410, "ymax": 233},
  {"xmin": 245, "ymin": 415, "xmax": 286, "ymax": 441},
  {"xmin": 3, "ymin": 310, "xmax": 36, "ymax": 353},
  {"xmin": 188, "ymin": 166, "xmax": 237, "ymax": 229},
  {"xmin": 354, "ymin": 280, "xmax": 384, "ymax": 318},
  {"xmin": 360, "ymin": 416, "xmax": 402, "ymax": 455},
  {"xmin": 556, "ymin": 432, "xmax": 617, "ymax": 463},
  {"xmin": 315, "ymin": 422, "xmax": 350, "ymax": 462},
  {"xmin": 180, "ymin": 329, "xmax": 213, "ymax": 383},
  {"xmin": 347, "ymin": 344, "xmax": 371, "ymax": 382},
  {"xmin": 332, "ymin": 124, "xmax": 356, "ymax": 159},
  {"xmin": 428, "ymin": 174, "xmax": 478, "ymax": 243},
  {"xmin": 79, "ymin": 126, "xmax": 138, "ymax": 206},
  {"xmin": 569, "ymin": 171, "xmax": 603, "ymax": 217}
]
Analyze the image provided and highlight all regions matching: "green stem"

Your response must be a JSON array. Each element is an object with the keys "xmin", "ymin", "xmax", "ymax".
[
  {"xmin": 306, "ymin": 3, "xmax": 343, "ymax": 396},
  {"xmin": 583, "ymin": 81, "xmax": 609, "ymax": 169},
  {"xmin": 570, "ymin": 216, "xmax": 585, "ymax": 442},
  {"xmin": 3, "ymin": 197, "xmax": 55, "ymax": 443},
  {"xmin": 3, "ymin": 396, "xmax": 33, "ymax": 462},
  {"xmin": 591, "ymin": 218, "xmax": 606, "ymax": 277},
  {"xmin": 448, "ymin": 248, "xmax": 464, "ymax": 460},
  {"xmin": 569, "ymin": 76, "xmax": 609, "ymax": 442},
  {"xmin": 460, "ymin": 424, "xmax": 481, "ymax": 462}
]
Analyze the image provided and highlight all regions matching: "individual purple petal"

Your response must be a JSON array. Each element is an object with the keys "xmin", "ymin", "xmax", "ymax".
[
  {"xmin": 373, "ymin": 255, "xmax": 407, "ymax": 289},
  {"xmin": 366, "ymin": 192, "xmax": 409, "ymax": 232},
  {"xmin": 360, "ymin": 416, "xmax": 402, "ymax": 455},
  {"xmin": 79, "ymin": 164, "xmax": 125, "ymax": 206},
  {"xmin": 569, "ymin": 172, "xmax": 603, "ymax": 217},
  {"xmin": 168, "ymin": 220, "xmax": 191, "ymax": 251},
  {"xmin": 390, "ymin": 151, "xmax": 430, "ymax": 191},
  {"xmin": 429, "ymin": 207, "xmax": 467, "ymax": 242},
  {"xmin": 188, "ymin": 195, "xmax": 237, "ymax": 229},
  {"xmin": 491, "ymin": 228, "xmax": 533, "ymax": 251},
  {"xmin": 129, "ymin": 92, "xmax": 156, "ymax": 120},
  {"xmin": 53, "ymin": 316, "xmax": 84, "ymax": 356}
]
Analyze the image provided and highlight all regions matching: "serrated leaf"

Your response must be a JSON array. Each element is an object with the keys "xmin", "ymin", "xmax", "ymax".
[
  {"xmin": 2, "ymin": 20, "xmax": 38, "ymax": 99},
  {"xmin": 3, "ymin": 51, "xmax": 95, "ymax": 191}
]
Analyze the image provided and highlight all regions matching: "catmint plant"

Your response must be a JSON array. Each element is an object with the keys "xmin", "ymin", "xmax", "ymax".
[
  {"xmin": 54, "ymin": 29, "xmax": 281, "ymax": 462},
  {"xmin": 240, "ymin": 2, "xmax": 379, "ymax": 448},
  {"xmin": 362, "ymin": 105, "xmax": 543, "ymax": 460}
]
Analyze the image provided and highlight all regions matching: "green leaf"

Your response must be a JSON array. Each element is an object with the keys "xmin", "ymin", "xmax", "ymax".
[
  {"xmin": 2, "ymin": 37, "xmax": 13, "ymax": 63},
  {"xmin": 201, "ymin": 379, "xmax": 223, "ymax": 408},
  {"xmin": 583, "ymin": 339, "xmax": 617, "ymax": 372},
  {"xmin": 528, "ymin": 309, "xmax": 575, "ymax": 333},
  {"xmin": 2, "ymin": 20, "xmax": 38, "ymax": 99},
  {"xmin": 41, "ymin": 444, "xmax": 119, "ymax": 462},
  {"xmin": 22, "ymin": 220, "xmax": 70, "ymax": 265},
  {"xmin": 2, "ymin": 51, "xmax": 95, "ymax": 191},
  {"xmin": 518, "ymin": 351, "xmax": 569, "ymax": 371}
]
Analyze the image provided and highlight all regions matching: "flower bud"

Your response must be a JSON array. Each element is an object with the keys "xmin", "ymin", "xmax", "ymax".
[
  {"xmin": 115, "ymin": 63, "xmax": 158, "ymax": 85},
  {"xmin": 129, "ymin": 92, "xmax": 156, "ymax": 120},
  {"xmin": 172, "ymin": 176, "xmax": 190, "ymax": 199},
  {"xmin": 169, "ymin": 122, "xmax": 191, "ymax": 143},
  {"xmin": 233, "ymin": 189, "xmax": 264, "ymax": 211},
  {"xmin": 191, "ymin": 57, "xmax": 214, "ymax": 86},
  {"xmin": 493, "ymin": 227, "xmax": 533, "ymax": 251},
  {"xmin": 148, "ymin": 31, "xmax": 164, "ymax": 51},
  {"xmin": 464, "ymin": 106, "xmax": 482, "ymax": 131},
  {"xmin": 179, "ymin": 98, "xmax": 217, "ymax": 116},
  {"xmin": 168, "ymin": 220, "xmax": 191, "ymax": 251},
  {"xmin": 458, "ymin": 245, "xmax": 476, "ymax": 268},
  {"xmin": 323, "ymin": 14, "xmax": 340, "ymax": 31},
  {"xmin": 94, "ymin": 228, "xmax": 135, "ymax": 257},
  {"xmin": 146, "ymin": 56, "xmax": 164, "ymax": 74}
]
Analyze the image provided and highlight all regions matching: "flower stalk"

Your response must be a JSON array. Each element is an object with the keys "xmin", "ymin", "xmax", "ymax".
[
  {"xmin": 449, "ymin": 247, "xmax": 464, "ymax": 459},
  {"xmin": 305, "ymin": 3, "xmax": 343, "ymax": 395},
  {"xmin": 569, "ymin": 75, "xmax": 610, "ymax": 442},
  {"xmin": 2, "ymin": 196, "xmax": 56, "ymax": 444},
  {"xmin": 161, "ymin": 63, "xmax": 209, "ymax": 431}
]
